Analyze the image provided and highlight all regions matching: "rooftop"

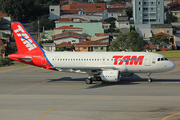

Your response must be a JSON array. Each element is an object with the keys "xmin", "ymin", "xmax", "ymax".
[
  {"xmin": 99, "ymin": 20, "xmax": 111, "ymax": 24},
  {"xmin": 96, "ymin": 37, "xmax": 109, "ymax": 42},
  {"xmin": 144, "ymin": 45, "xmax": 156, "ymax": 49},
  {"xmin": 154, "ymin": 32, "xmax": 172, "ymax": 38},
  {"xmin": 167, "ymin": 1, "xmax": 180, "ymax": 6},
  {"xmin": 54, "ymin": 26, "xmax": 83, "ymax": 30},
  {"xmin": 0, "ymin": 40, "xmax": 3, "ymax": 45},
  {"xmin": 56, "ymin": 17, "xmax": 87, "ymax": 22},
  {"xmin": 0, "ymin": 11, "xmax": 7, "ymax": 16},
  {"xmin": 57, "ymin": 42, "xmax": 72, "ymax": 47},
  {"xmin": 120, "ymin": 28, "xmax": 130, "ymax": 31},
  {"xmin": 161, "ymin": 47, "xmax": 169, "ymax": 51},
  {"xmin": 52, "ymin": 31, "xmax": 87, "ymax": 40},
  {"xmin": 110, "ymin": 3, "xmax": 126, "ymax": 7},
  {"xmin": 95, "ymin": 33, "xmax": 109, "ymax": 36},
  {"xmin": 107, "ymin": 8, "xmax": 126, "ymax": 12},
  {"xmin": 75, "ymin": 41, "xmax": 107, "ymax": 46},
  {"xmin": 61, "ymin": 2, "xmax": 106, "ymax": 13}
]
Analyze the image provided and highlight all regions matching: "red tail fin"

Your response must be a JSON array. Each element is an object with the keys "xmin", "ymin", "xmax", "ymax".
[{"xmin": 11, "ymin": 22, "xmax": 42, "ymax": 53}]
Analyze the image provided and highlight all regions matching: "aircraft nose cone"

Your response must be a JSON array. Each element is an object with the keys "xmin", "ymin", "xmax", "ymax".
[{"xmin": 169, "ymin": 61, "xmax": 175, "ymax": 70}]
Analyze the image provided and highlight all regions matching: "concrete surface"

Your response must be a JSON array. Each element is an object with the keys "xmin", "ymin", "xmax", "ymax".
[{"xmin": 0, "ymin": 59, "xmax": 180, "ymax": 120}]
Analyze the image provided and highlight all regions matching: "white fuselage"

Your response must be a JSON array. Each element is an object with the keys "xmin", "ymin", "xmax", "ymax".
[{"xmin": 45, "ymin": 51, "xmax": 175, "ymax": 74}]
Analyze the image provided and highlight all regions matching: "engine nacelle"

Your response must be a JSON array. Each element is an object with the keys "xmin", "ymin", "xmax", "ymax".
[{"xmin": 100, "ymin": 70, "xmax": 120, "ymax": 82}]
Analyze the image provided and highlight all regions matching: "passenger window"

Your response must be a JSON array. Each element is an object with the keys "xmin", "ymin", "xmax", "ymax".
[{"xmin": 157, "ymin": 58, "xmax": 160, "ymax": 61}]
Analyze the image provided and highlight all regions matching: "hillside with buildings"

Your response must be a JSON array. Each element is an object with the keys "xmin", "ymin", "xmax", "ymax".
[{"xmin": 1, "ymin": 0, "xmax": 180, "ymax": 57}]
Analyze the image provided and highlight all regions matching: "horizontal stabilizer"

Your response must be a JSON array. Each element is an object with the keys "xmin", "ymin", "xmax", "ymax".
[{"xmin": 8, "ymin": 56, "xmax": 32, "ymax": 62}]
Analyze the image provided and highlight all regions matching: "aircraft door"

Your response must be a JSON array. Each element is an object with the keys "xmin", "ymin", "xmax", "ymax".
[{"xmin": 145, "ymin": 55, "xmax": 151, "ymax": 66}]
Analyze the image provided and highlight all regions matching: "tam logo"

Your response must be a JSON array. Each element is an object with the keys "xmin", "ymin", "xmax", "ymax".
[
  {"xmin": 14, "ymin": 25, "xmax": 37, "ymax": 51},
  {"xmin": 113, "ymin": 55, "xmax": 144, "ymax": 65}
]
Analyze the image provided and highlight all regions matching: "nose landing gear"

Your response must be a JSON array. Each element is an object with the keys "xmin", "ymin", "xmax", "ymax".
[{"xmin": 147, "ymin": 73, "xmax": 152, "ymax": 83}]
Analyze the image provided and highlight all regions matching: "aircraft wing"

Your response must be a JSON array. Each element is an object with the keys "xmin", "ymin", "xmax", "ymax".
[{"xmin": 54, "ymin": 66, "xmax": 117, "ymax": 73}]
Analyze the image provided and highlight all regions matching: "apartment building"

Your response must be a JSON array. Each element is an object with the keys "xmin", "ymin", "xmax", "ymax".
[{"xmin": 133, "ymin": 0, "xmax": 164, "ymax": 24}]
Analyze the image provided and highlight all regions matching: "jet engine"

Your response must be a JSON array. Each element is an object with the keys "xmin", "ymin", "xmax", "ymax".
[{"xmin": 95, "ymin": 70, "xmax": 120, "ymax": 82}]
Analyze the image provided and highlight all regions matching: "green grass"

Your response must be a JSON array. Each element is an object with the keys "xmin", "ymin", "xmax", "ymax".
[
  {"xmin": 0, "ymin": 63, "xmax": 27, "ymax": 67},
  {"xmin": 155, "ymin": 50, "xmax": 180, "ymax": 58}
]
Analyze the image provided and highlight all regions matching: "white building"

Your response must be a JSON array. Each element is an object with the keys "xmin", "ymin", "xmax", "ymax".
[
  {"xmin": 49, "ymin": 5, "xmax": 60, "ymax": 20},
  {"xmin": 115, "ymin": 16, "xmax": 130, "ymax": 29},
  {"xmin": 133, "ymin": 0, "xmax": 164, "ymax": 24}
]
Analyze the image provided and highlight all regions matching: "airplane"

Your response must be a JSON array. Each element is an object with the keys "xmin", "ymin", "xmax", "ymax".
[{"xmin": 8, "ymin": 22, "xmax": 176, "ymax": 84}]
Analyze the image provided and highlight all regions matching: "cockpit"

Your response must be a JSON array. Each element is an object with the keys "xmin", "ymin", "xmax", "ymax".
[{"xmin": 157, "ymin": 57, "xmax": 168, "ymax": 61}]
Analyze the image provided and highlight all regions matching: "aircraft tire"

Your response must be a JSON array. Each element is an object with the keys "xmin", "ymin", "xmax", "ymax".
[
  {"xmin": 148, "ymin": 78, "xmax": 152, "ymax": 83},
  {"xmin": 86, "ymin": 78, "xmax": 93, "ymax": 84}
]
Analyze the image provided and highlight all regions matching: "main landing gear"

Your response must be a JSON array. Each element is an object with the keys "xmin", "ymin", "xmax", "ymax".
[
  {"xmin": 85, "ymin": 74, "xmax": 102, "ymax": 84},
  {"xmin": 86, "ymin": 75, "xmax": 93, "ymax": 84},
  {"xmin": 147, "ymin": 73, "xmax": 152, "ymax": 83},
  {"xmin": 86, "ymin": 78, "xmax": 93, "ymax": 84}
]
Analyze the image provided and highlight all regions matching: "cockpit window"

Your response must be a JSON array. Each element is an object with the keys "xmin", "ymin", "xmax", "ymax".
[
  {"xmin": 164, "ymin": 57, "xmax": 168, "ymax": 60},
  {"xmin": 161, "ymin": 58, "xmax": 164, "ymax": 61},
  {"xmin": 157, "ymin": 57, "xmax": 168, "ymax": 61}
]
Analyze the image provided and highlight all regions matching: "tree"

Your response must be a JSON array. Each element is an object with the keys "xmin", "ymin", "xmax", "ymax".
[
  {"xmin": 130, "ymin": 25, "xmax": 135, "ymax": 32},
  {"xmin": 33, "ymin": 15, "xmax": 55, "ymax": 32},
  {"xmin": 39, "ymin": 40, "xmax": 53, "ymax": 47},
  {"xmin": 104, "ymin": 17, "xmax": 117, "ymax": 28},
  {"xmin": 108, "ymin": 28, "xmax": 120, "ymax": 33},
  {"xmin": 56, "ymin": 47, "xmax": 66, "ymax": 51},
  {"xmin": 111, "ymin": 0, "xmax": 126, "ymax": 3},
  {"xmin": 109, "ymin": 30, "xmax": 145, "ymax": 51},
  {"xmin": 35, "ymin": 0, "xmax": 59, "ymax": 5},
  {"xmin": 0, "ymin": 0, "xmax": 35, "ymax": 22},
  {"xmin": 150, "ymin": 35, "xmax": 170, "ymax": 49},
  {"xmin": 126, "ymin": 7, "xmax": 133, "ymax": 20},
  {"xmin": 167, "ymin": 12, "xmax": 178, "ymax": 24}
]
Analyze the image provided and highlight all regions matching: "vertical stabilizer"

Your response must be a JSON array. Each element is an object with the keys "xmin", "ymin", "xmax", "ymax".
[{"xmin": 11, "ymin": 22, "xmax": 42, "ymax": 53}]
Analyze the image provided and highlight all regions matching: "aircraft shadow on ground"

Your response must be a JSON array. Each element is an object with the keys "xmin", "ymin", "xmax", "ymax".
[
  {"xmin": 47, "ymin": 77, "xmax": 86, "ymax": 82},
  {"xmin": 47, "ymin": 74, "xmax": 180, "ymax": 89}
]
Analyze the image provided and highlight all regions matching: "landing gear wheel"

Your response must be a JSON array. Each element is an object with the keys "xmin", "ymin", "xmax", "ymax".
[
  {"xmin": 147, "ymin": 73, "xmax": 152, "ymax": 83},
  {"xmin": 148, "ymin": 78, "xmax": 152, "ymax": 83},
  {"xmin": 86, "ymin": 78, "xmax": 93, "ymax": 84}
]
